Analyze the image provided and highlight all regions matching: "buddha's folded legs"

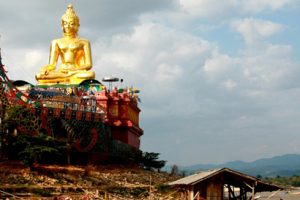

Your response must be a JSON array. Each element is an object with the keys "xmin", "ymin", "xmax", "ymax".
[{"xmin": 36, "ymin": 70, "xmax": 95, "ymax": 85}]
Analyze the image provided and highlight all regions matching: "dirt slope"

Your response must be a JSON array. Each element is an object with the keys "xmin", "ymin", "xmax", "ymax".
[{"xmin": 0, "ymin": 161, "xmax": 181, "ymax": 199}]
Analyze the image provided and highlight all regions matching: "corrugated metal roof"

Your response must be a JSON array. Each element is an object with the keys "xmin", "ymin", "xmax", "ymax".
[
  {"xmin": 168, "ymin": 168, "xmax": 222, "ymax": 186},
  {"xmin": 168, "ymin": 168, "xmax": 282, "ymax": 192}
]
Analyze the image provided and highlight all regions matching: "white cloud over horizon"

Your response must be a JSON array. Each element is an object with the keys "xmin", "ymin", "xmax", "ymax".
[{"xmin": 231, "ymin": 18, "xmax": 285, "ymax": 45}]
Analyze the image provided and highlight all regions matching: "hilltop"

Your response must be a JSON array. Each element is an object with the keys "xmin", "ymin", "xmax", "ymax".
[
  {"xmin": 0, "ymin": 161, "xmax": 181, "ymax": 199},
  {"xmin": 177, "ymin": 154, "xmax": 300, "ymax": 177}
]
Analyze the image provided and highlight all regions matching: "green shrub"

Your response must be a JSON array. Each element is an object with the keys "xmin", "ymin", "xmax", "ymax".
[{"xmin": 32, "ymin": 188, "xmax": 52, "ymax": 197}]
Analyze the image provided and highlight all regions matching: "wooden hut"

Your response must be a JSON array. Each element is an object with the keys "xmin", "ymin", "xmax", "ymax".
[{"xmin": 168, "ymin": 168, "xmax": 282, "ymax": 200}]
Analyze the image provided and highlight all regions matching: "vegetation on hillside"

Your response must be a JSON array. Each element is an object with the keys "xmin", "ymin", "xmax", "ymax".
[
  {"xmin": 0, "ymin": 105, "xmax": 174, "ymax": 198},
  {"xmin": 1, "ymin": 105, "xmax": 166, "ymax": 171},
  {"xmin": 263, "ymin": 175, "xmax": 300, "ymax": 187}
]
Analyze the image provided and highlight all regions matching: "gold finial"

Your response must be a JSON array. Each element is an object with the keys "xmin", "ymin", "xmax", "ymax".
[{"xmin": 61, "ymin": 4, "xmax": 80, "ymax": 25}]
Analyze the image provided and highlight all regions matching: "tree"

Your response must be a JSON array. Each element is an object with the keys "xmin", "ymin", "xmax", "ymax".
[
  {"xmin": 16, "ymin": 134, "xmax": 65, "ymax": 168},
  {"xmin": 1, "ymin": 105, "xmax": 67, "ymax": 167},
  {"xmin": 256, "ymin": 174, "xmax": 262, "ymax": 179},
  {"xmin": 171, "ymin": 164, "xmax": 179, "ymax": 175},
  {"xmin": 141, "ymin": 152, "xmax": 166, "ymax": 171},
  {"xmin": 3, "ymin": 105, "xmax": 38, "ymax": 134}
]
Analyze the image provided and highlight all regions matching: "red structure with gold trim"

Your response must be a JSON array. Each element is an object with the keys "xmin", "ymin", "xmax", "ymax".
[{"xmin": 0, "ymin": 53, "xmax": 143, "ymax": 161}]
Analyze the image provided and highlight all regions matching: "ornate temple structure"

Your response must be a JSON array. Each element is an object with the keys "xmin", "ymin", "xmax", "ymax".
[{"xmin": 0, "ymin": 5, "xmax": 143, "ymax": 163}]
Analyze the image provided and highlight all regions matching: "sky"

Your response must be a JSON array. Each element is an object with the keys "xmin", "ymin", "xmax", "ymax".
[{"xmin": 0, "ymin": 0, "xmax": 300, "ymax": 166}]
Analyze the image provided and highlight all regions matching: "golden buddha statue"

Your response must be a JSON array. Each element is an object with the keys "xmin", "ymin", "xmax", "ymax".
[{"xmin": 36, "ymin": 4, "xmax": 95, "ymax": 85}]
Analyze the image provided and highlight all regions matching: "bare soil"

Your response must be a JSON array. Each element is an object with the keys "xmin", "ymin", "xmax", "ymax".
[{"xmin": 0, "ymin": 161, "xmax": 181, "ymax": 199}]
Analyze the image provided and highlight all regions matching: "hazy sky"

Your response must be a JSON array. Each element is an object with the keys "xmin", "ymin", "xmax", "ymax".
[{"xmin": 1, "ymin": 0, "xmax": 300, "ymax": 166}]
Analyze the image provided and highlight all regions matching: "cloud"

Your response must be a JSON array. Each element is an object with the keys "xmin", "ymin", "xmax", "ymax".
[
  {"xmin": 3, "ymin": 48, "xmax": 48, "ymax": 83},
  {"xmin": 222, "ymin": 79, "xmax": 237, "ymax": 90},
  {"xmin": 178, "ymin": 0, "xmax": 297, "ymax": 19},
  {"xmin": 1, "ymin": 0, "xmax": 300, "ymax": 165},
  {"xmin": 178, "ymin": 0, "xmax": 236, "ymax": 18},
  {"xmin": 0, "ymin": 0, "xmax": 176, "ymax": 47},
  {"xmin": 240, "ymin": 0, "xmax": 295, "ymax": 12},
  {"xmin": 241, "ymin": 43, "xmax": 296, "ymax": 90},
  {"xmin": 93, "ymin": 22, "xmax": 214, "ymax": 93},
  {"xmin": 203, "ymin": 52, "xmax": 236, "ymax": 79},
  {"xmin": 200, "ymin": 41, "xmax": 297, "ymax": 96},
  {"xmin": 156, "ymin": 64, "xmax": 182, "ymax": 82},
  {"xmin": 231, "ymin": 18, "xmax": 284, "ymax": 45}
]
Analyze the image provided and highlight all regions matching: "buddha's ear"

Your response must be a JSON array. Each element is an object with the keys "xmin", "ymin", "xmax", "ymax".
[
  {"xmin": 61, "ymin": 21, "xmax": 65, "ymax": 32},
  {"xmin": 61, "ymin": 26, "xmax": 64, "ymax": 32},
  {"xmin": 76, "ymin": 17, "xmax": 80, "ymax": 27}
]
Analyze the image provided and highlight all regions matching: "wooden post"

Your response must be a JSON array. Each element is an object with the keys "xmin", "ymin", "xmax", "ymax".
[
  {"xmin": 243, "ymin": 181, "xmax": 255, "ymax": 200},
  {"xmin": 193, "ymin": 191, "xmax": 200, "ymax": 200},
  {"xmin": 188, "ymin": 185, "xmax": 194, "ymax": 200},
  {"xmin": 149, "ymin": 175, "xmax": 152, "ymax": 200},
  {"xmin": 251, "ymin": 182, "xmax": 257, "ymax": 200}
]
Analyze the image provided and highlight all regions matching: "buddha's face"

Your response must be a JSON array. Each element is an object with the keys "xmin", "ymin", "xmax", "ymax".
[{"xmin": 62, "ymin": 18, "xmax": 79, "ymax": 36}]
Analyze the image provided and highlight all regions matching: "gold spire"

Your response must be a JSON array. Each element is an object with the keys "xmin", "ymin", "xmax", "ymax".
[{"xmin": 61, "ymin": 4, "xmax": 80, "ymax": 26}]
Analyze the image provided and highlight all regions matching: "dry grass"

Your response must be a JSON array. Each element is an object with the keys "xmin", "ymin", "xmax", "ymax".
[{"xmin": 0, "ymin": 161, "xmax": 181, "ymax": 199}]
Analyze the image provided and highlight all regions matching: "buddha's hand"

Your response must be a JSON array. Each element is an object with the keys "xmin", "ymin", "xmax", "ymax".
[
  {"xmin": 59, "ymin": 64, "xmax": 73, "ymax": 74},
  {"xmin": 71, "ymin": 64, "xmax": 92, "ymax": 71},
  {"xmin": 40, "ymin": 64, "xmax": 56, "ymax": 75}
]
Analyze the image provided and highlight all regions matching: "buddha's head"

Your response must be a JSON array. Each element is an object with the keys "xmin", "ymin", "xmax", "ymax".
[{"xmin": 61, "ymin": 4, "xmax": 80, "ymax": 36}]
